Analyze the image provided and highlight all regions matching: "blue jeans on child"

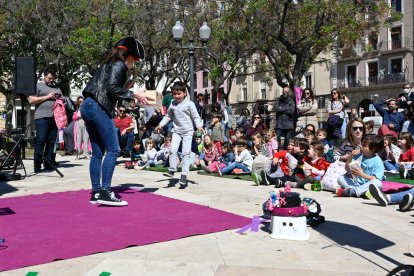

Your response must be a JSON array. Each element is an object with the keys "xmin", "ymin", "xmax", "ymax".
[
  {"xmin": 384, "ymin": 160, "xmax": 399, "ymax": 171},
  {"xmin": 221, "ymin": 162, "xmax": 250, "ymax": 174},
  {"xmin": 389, "ymin": 188, "xmax": 414, "ymax": 204},
  {"xmin": 81, "ymin": 97, "xmax": 120, "ymax": 191},
  {"xmin": 337, "ymin": 174, "xmax": 382, "ymax": 197}
]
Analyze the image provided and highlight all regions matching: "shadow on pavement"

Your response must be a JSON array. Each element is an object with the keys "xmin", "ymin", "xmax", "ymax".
[
  {"xmin": 0, "ymin": 182, "xmax": 18, "ymax": 196},
  {"xmin": 317, "ymin": 220, "xmax": 401, "ymax": 271}
]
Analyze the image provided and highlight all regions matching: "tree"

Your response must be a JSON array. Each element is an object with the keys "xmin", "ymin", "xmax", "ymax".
[{"xmin": 226, "ymin": 0, "xmax": 390, "ymax": 90}]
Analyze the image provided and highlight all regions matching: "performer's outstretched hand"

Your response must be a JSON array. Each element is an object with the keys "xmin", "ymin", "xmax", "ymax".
[{"xmin": 133, "ymin": 89, "xmax": 154, "ymax": 105}]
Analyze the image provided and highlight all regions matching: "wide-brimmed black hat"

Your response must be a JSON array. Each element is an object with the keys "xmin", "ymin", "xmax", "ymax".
[{"xmin": 115, "ymin": 36, "xmax": 145, "ymax": 60}]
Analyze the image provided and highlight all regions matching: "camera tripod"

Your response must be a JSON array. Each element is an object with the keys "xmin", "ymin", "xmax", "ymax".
[{"xmin": 0, "ymin": 135, "xmax": 64, "ymax": 180}]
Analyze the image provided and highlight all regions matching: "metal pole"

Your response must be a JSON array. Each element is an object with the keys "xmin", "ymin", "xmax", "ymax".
[{"xmin": 189, "ymin": 39, "xmax": 195, "ymax": 103}]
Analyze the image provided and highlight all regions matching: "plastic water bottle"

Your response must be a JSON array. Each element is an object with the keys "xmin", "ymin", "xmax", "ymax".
[{"xmin": 312, "ymin": 176, "xmax": 322, "ymax": 192}]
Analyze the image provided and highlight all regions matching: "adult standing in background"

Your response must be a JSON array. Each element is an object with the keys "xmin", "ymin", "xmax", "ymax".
[
  {"xmin": 297, "ymin": 88, "xmax": 318, "ymax": 130},
  {"xmin": 28, "ymin": 68, "xmax": 62, "ymax": 173},
  {"xmin": 81, "ymin": 36, "xmax": 153, "ymax": 206},
  {"xmin": 326, "ymin": 88, "xmax": 349, "ymax": 145},
  {"xmin": 274, "ymin": 87, "xmax": 296, "ymax": 150}
]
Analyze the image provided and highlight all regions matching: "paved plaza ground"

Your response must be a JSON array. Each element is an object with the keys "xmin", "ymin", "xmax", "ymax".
[{"xmin": 0, "ymin": 155, "xmax": 413, "ymax": 275}]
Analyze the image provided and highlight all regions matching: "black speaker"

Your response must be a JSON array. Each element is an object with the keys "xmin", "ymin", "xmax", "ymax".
[{"xmin": 15, "ymin": 56, "xmax": 36, "ymax": 95}]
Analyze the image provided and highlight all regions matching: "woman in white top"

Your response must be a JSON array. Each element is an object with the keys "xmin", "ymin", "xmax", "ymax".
[{"xmin": 297, "ymin": 88, "xmax": 318, "ymax": 130}]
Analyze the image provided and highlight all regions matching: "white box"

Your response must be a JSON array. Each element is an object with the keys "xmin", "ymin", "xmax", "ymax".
[{"xmin": 270, "ymin": 216, "xmax": 310, "ymax": 241}]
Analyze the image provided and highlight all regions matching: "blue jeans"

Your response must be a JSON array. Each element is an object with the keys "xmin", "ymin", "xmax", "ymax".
[
  {"xmin": 389, "ymin": 188, "xmax": 414, "ymax": 204},
  {"xmin": 117, "ymin": 129, "xmax": 134, "ymax": 152},
  {"xmin": 384, "ymin": 160, "xmax": 399, "ymax": 171},
  {"xmin": 276, "ymin": 128, "xmax": 294, "ymax": 150},
  {"xmin": 34, "ymin": 117, "xmax": 58, "ymax": 169},
  {"xmin": 170, "ymin": 132, "xmax": 193, "ymax": 176},
  {"xmin": 81, "ymin": 97, "xmax": 120, "ymax": 191},
  {"xmin": 221, "ymin": 162, "xmax": 250, "ymax": 175},
  {"xmin": 337, "ymin": 174, "xmax": 382, "ymax": 197}
]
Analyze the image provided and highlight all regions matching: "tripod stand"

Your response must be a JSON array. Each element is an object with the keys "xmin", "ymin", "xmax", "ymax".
[{"xmin": 0, "ymin": 135, "xmax": 64, "ymax": 179}]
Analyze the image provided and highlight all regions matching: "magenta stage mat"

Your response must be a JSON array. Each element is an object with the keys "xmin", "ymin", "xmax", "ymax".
[
  {"xmin": 0, "ymin": 187, "xmax": 249, "ymax": 271},
  {"xmin": 382, "ymin": 181, "xmax": 412, "ymax": 193}
]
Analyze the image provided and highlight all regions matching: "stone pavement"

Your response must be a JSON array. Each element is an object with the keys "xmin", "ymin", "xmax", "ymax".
[{"xmin": 0, "ymin": 155, "xmax": 413, "ymax": 275}]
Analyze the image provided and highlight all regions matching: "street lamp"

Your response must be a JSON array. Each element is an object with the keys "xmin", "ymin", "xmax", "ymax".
[{"xmin": 172, "ymin": 21, "xmax": 211, "ymax": 102}]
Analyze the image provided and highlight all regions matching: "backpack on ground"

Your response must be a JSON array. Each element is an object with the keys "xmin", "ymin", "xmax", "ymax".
[
  {"xmin": 302, "ymin": 197, "xmax": 325, "ymax": 227},
  {"xmin": 53, "ymin": 97, "xmax": 68, "ymax": 130}
]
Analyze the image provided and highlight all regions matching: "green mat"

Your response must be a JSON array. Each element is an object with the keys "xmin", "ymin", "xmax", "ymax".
[{"xmin": 385, "ymin": 176, "xmax": 414, "ymax": 185}]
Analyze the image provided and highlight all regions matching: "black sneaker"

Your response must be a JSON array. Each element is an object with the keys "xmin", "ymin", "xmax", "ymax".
[
  {"xmin": 260, "ymin": 170, "xmax": 269, "ymax": 186},
  {"xmin": 399, "ymin": 194, "xmax": 414, "ymax": 212},
  {"xmin": 178, "ymin": 175, "xmax": 187, "ymax": 189},
  {"xmin": 163, "ymin": 169, "xmax": 175, "ymax": 177},
  {"xmin": 97, "ymin": 189, "xmax": 128, "ymax": 206},
  {"xmin": 369, "ymin": 184, "xmax": 389, "ymax": 206},
  {"xmin": 90, "ymin": 190, "xmax": 100, "ymax": 204}
]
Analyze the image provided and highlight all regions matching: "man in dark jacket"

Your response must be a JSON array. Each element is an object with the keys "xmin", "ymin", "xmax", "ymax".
[{"xmin": 275, "ymin": 87, "xmax": 296, "ymax": 150}]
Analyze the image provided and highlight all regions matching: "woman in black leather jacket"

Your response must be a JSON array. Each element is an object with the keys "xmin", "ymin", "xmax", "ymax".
[{"xmin": 81, "ymin": 36, "xmax": 152, "ymax": 206}]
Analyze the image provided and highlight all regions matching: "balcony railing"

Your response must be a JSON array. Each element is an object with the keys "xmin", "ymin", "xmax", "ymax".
[
  {"xmin": 390, "ymin": 37, "xmax": 410, "ymax": 50},
  {"xmin": 337, "ymin": 72, "xmax": 407, "ymax": 88}
]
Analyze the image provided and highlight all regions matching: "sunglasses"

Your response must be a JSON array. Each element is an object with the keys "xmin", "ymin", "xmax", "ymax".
[
  {"xmin": 304, "ymin": 92, "xmax": 310, "ymax": 95},
  {"xmin": 253, "ymin": 117, "xmax": 260, "ymax": 119},
  {"xmin": 352, "ymin": 126, "xmax": 364, "ymax": 132},
  {"xmin": 331, "ymin": 92, "xmax": 338, "ymax": 95},
  {"xmin": 119, "ymin": 110, "xmax": 126, "ymax": 113},
  {"xmin": 306, "ymin": 128, "xmax": 314, "ymax": 132}
]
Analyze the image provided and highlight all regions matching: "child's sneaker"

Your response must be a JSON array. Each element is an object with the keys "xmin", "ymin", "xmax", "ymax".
[
  {"xmin": 364, "ymin": 190, "xmax": 373, "ymax": 200},
  {"xmin": 97, "ymin": 189, "xmax": 128, "ymax": 206},
  {"xmin": 89, "ymin": 190, "xmax": 100, "ymax": 204},
  {"xmin": 178, "ymin": 175, "xmax": 187, "ymax": 189},
  {"xmin": 336, "ymin": 187, "xmax": 352, "ymax": 197},
  {"xmin": 260, "ymin": 170, "xmax": 269, "ymax": 186},
  {"xmin": 163, "ymin": 169, "xmax": 175, "ymax": 177},
  {"xmin": 251, "ymin": 172, "xmax": 261, "ymax": 186},
  {"xmin": 399, "ymin": 194, "xmax": 414, "ymax": 212},
  {"xmin": 304, "ymin": 183, "xmax": 313, "ymax": 191},
  {"xmin": 369, "ymin": 184, "xmax": 389, "ymax": 206}
]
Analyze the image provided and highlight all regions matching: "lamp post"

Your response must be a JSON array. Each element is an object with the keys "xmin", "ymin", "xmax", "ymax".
[{"xmin": 172, "ymin": 21, "xmax": 211, "ymax": 102}]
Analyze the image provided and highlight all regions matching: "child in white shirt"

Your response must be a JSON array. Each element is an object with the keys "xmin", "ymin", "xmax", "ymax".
[{"xmin": 218, "ymin": 138, "xmax": 253, "ymax": 175}]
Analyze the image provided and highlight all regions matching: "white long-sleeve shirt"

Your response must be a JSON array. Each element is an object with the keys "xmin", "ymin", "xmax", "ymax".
[
  {"xmin": 159, "ymin": 98, "xmax": 202, "ymax": 134},
  {"xmin": 235, "ymin": 149, "xmax": 254, "ymax": 170}
]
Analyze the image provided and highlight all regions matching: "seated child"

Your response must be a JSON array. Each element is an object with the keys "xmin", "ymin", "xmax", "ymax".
[
  {"xmin": 218, "ymin": 142, "xmax": 235, "ymax": 168},
  {"xmin": 396, "ymin": 132, "xmax": 414, "ymax": 178},
  {"xmin": 253, "ymin": 138, "xmax": 298, "ymax": 187},
  {"xmin": 380, "ymin": 134, "xmax": 398, "ymax": 173},
  {"xmin": 316, "ymin": 128, "xmax": 334, "ymax": 163},
  {"xmin": 336, "ymin": 134, "xmax": 384, "ymax": 197},
  {"xmin": 218, "ymin": 138, "xmax": 253, "ymax": 175},
  {"xmin": 137, "ymin": 137, "xmax": 158, "ymax": 169},
  {"xmin": 200, "ymin": 134, "xmax": 220, "ymax": 173},
  {"xmin": 284, "ymin": 138, "xmax": 309, "ymax": 188},
  {"xmin": 265, "ymin": 129, "xmax": 278, "ymax": 155},
  {"xmin": 251, "ymin": 132, "xmax": 272, "ymax": 180},
  {"xmin": 301, "ymin": 141, "xmax": 331, "ymax": 190},
  {"xmin": 232, "ymin": 128, "xmax": 245, "ymax": 148},
  {"xmin": 157, "ymin": 135, "xmax": 172, "ymax": 165},
  {"xmin": 125, "ymin": 139, "xmax": 143, "ymax": 169}
]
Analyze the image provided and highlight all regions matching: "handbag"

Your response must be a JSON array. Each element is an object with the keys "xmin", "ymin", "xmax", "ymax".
[{"xmin": 320, "ymin": 160, "xmax": 347, "ymax": 191}]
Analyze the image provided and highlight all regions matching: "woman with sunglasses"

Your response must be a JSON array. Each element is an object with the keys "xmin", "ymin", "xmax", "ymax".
[
  {"xmin": 334, "ymin": 118, "xmax": 366, "ymax": 162},
  {"xmin": 297, "ymin": 88, "xmax": 318, "ymax": 131},
  {"xmin": 326, "ymin": 88, "xmax": 350, "ymax": 144},
  {"xmin": 81, "ymin": 36, "xmax": 153, "ymax": 206},
  {"xmin": 246, "ymin": 113, "xmax": 267, "ymax": 138}
]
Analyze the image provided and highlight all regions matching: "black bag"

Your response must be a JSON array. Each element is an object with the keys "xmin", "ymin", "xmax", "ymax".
[{"xmin": 326, "ymin": 114, "xmax": 344, "ymax": 139}]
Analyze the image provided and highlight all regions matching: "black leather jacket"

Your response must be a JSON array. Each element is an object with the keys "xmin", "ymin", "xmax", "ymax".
[{"xmin": 83, "ymin": 60, "xmax": 133, "ymax": 118}]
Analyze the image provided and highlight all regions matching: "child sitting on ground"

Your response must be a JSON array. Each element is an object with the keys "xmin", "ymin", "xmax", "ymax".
[
  {"xmin": 380, "ymin": 134, "xmax": 398, "ymax": 173},
  {"xmin": 157, "ymin": 135, "xmax": 172, "ymax": 165},
  {"xmin": 336, "ymin": 134, "xmax": 384, "ymax": 198},
  {"xmin": 396, "ymin": 132, "xmax": 414, "ymax": 178},
  {"xmin": 232, "ymin": 128, "xmax": 245, "ymax": 148},
  {"xmin": 316, "ymin": 128, "xmax": 334, "ymax": 163},
  {"xmin": 253, "ymin": 138, "xmax": 298, "ymax": 187},
  {"xmin": 200, "ymin": 134, "xmax": 220, "ymax": 173},
  {"xmin": 301, "ymin": 141, "xmax": 331, "ymax": 190},
  {"xmin": 136, "ymin": 137, "xmax": 158, "ymax": 170},
  {"xmin": 218, "ymin": 142, "xmax": 235, "ymax": 170},
  {"xmin": 125, "ymin": 139, "xmax": 143, "ymax": 169},
  {"xmin": 218, "ymin": 138, "xmax": 253, "ymax": 175},
  {"xmin": 284, "ymin": 138, "xmax": 310, "ymax": 188},
  {"xmin": 265, "ymin": 129, "xmax": 278, "ymax": 155},
  {"xmin": 251, "ymin": 132, "xmax": 272, "ymax": 181}
]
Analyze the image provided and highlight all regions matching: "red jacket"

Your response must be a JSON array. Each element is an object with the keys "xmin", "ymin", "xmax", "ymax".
[{"xmin": 303, "ymin": 156, "xmax": 330, "ymax": 178}]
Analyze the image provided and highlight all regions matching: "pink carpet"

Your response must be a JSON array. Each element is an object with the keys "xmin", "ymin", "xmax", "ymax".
[
  {"xmin": 0, "ymin": 187, "xmax": 249, "ymax": 271},
  {"xmin": 382, "ymin": 181, "xmax": 412, "ymax": 193}
]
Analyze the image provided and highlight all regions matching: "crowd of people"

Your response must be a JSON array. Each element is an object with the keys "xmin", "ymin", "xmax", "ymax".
[{"xmin": 29, "ymin": 36, "xmax": 414, "ymax": 211}]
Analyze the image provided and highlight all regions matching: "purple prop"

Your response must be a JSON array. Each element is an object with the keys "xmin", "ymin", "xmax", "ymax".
[{"xmin": 236, "ymin": 215, "xmax": 271, "ymax": 234}]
